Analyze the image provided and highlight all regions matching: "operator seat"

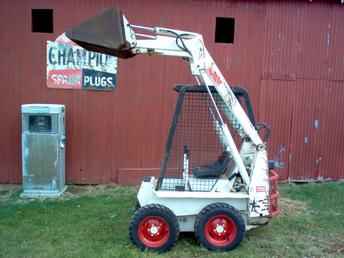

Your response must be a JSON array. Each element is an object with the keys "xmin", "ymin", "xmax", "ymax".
[{"xmin": 192, "ymin": 151, "xmax": 231, "ymax": 178}]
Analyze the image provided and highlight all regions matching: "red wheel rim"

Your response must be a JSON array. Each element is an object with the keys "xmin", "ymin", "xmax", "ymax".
[
  {"xmin": 204, "ymin": 214, "xmax": 237, "ymax": 247},
  {"xmin": 138, "ymin": 216, "xmax": 170, "ymax": 248}
]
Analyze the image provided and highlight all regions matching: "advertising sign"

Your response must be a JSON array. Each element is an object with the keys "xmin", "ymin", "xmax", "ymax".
[{"xmin": 47, "ymin": 34, "xmax": 117, "ymax": 90}]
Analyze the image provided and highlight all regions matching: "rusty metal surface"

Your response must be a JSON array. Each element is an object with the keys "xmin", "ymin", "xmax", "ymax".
[
  {"xmin": 318, "ymin": 81, "xmax": 344, "ymax": 180},
  {"xmin": 288, "ymin": 80, "xmax": 324, "ymax": 180},
  {"xmin": 259, "ymin": 1, "xmax": 344, "ymax": 182},
  {"xmin": 328, "ymin": 6, "xmax": 344, "ymax": 81},
  {"xmin": 66, "ymin": 8, "xmax": 135, "ymax": 58},
  {"xmin": 0, "ymin": 0, "xmax": 344, "ymax": 184},
  {"xmin": 259, "ymin": 80, "xmax": 296, "ymax": 181}
]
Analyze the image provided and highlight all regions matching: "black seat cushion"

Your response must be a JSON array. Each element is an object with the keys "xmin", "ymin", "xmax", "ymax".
[{"xmin": 192, "ymin": 151, "xmax": 230, "ymax": 178}]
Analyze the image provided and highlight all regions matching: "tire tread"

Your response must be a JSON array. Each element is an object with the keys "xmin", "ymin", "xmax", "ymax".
[
  {"xmin": 194, "ymin": 202, "xmax": 245, "ymax": 251},
  {"xmin": 129, "ymin": 204, "xmax": 179, "ymax": 252}
]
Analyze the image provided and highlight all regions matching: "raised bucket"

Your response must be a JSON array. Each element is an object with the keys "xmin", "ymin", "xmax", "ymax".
[{"xmin": 65, "ymin": 8, "xmax": 135, "ymax": 58}]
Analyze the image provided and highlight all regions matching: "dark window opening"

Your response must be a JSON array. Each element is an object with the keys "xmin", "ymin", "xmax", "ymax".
[
  {"xmin": 29, "ymin": 115, "xmax": 52, "ymax": 133},
  {"xmin": 32, "ymin": 9, "xmax": 53, "ymax": 33},
  {"xmin": 215, "ymin": 17, "xmax": 235, "ymax": 44}
]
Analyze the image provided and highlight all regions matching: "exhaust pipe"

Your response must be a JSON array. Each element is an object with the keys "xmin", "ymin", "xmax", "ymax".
[{"xmin": 65, "ymin": 8, "xmax": 135, "ymax": 58}]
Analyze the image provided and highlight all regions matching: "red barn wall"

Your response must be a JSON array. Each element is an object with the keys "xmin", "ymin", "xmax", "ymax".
[{"xmin": 0, "ymin": 0, "xmax": 343, "ymax": 184}]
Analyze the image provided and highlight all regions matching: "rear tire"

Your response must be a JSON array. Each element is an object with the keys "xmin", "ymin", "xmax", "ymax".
[
  {"xmin": 134, "ymin": 201, "xmax": 140, "ymax": 211},
  {"xmin": 194, "ymin": 203, "xmax": 245, "ymax": 251},
  {"xmin": 129, "ymin": 204, "xmax": 179, "ymax": 252}
]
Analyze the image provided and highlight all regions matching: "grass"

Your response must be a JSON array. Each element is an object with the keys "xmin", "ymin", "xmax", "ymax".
[{"xmin": 0, "ymin": 182, "xmax": 344, "ymax": 258}]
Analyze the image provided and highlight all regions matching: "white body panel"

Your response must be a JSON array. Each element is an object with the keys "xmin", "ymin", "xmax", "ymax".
[{"xmin": 137, "ymin": 178, "xmax": 250, "ymax": 232}]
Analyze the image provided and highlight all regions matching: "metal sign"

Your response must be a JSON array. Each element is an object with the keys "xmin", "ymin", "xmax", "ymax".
[{"xmin": 46, "ymin": 34, "xmax": 117, "ymax": 90}]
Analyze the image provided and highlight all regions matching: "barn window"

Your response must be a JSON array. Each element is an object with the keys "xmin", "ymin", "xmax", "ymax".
[
  {"xmin": 32, "ymin": 9, "xmax": 53, "ymax": 33},
  {"xmin": 215, "ymin": 17, "xmax": 235, "ymax": 44}
]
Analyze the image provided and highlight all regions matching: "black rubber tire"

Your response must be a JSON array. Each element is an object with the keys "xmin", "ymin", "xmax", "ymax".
[
  {"xmin": 134, "ymin": 201, "xmax": 140, "ymax": 211},
  {"xmin": 194, "ymin": 203, "xmax": 245, "ymax": 251},
  {"xmin": 129, "ymin": 204, "xmax": 179, "ymax": 252}
]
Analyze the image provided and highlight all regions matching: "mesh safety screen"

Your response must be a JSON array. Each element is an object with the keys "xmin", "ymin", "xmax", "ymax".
[{"xmin": 158, "ymin": 89, "xmax": 237, "ymax": 192}]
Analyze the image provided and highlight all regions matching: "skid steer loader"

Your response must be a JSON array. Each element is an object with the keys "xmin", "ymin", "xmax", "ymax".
[{"xmin": 64, "ymin": 8, "xmax": 280, "ymax": 252}]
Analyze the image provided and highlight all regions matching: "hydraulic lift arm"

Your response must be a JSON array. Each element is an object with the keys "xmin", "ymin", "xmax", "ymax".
[{"xmin": 65, "ymin": 8, "xmax": 268, "ymax": 191}]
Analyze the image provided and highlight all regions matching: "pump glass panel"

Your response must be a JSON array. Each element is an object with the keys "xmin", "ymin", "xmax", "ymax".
[{"xmin": 29, "ymin": 115, "xmax": 52, "ymax": 133}]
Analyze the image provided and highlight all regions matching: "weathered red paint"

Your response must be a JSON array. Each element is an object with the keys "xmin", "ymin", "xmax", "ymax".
[
  {"xmin": 269, "ymin": 170, "xmax": 280, "ymax": 217},
  {"xmin": 206, "ymin": 66, "xmax": 225, "ymax": 86},
  {"xmin": 0, "ymin": 0, "xmax": 343, "ymax": 185}
]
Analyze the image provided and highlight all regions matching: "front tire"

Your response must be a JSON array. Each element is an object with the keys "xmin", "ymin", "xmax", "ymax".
[
  {"xmin": 129, "ymin": 204, "xmax": 179, "ymax": 252},
  {"xmin": 194, "ymin": 203, "xmax": 245, "ymax": 251}
]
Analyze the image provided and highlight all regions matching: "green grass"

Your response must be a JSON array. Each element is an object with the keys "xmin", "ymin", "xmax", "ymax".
[{"xmin": 0, "ymin": 182, "xmax": 344, "ymax": 258}]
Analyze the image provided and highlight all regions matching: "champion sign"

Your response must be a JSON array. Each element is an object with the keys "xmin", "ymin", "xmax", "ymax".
[{"xmin": 47, "ymin": 34, "xmax": 117, "ymax": 90}]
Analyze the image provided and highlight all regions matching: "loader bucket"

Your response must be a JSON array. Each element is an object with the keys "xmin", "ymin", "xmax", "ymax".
[{"xmin": 65, "ymin": 8, "xmax": 135, "ymax": 58}]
